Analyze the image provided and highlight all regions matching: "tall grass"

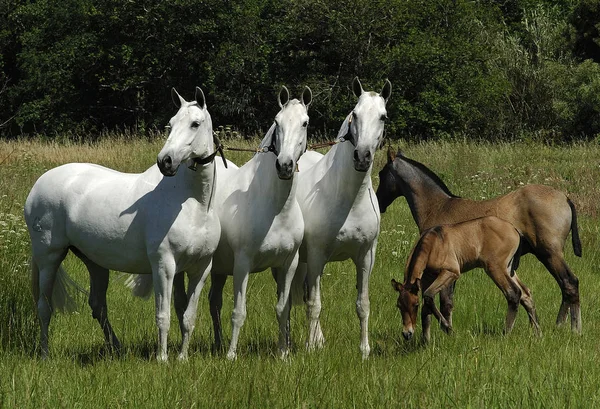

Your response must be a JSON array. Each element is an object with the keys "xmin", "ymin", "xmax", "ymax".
[{"xmin": 1, "ymin": 137, "xmax": 599, "ymax": 407}]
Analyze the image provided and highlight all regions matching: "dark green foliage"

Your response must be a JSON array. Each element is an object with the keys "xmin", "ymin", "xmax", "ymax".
[{"xmin": 0, "ymin": 0, "xmax": 599, "ymax": 140}]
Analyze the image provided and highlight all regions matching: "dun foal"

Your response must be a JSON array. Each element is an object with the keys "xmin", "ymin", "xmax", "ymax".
[
  {"xmin": 391, "ymin": 216, "xmax": 540, "ymax": 342},
  {"xmin": 378, "ymin": 149, "xmax": 582, "ymax": 333}
]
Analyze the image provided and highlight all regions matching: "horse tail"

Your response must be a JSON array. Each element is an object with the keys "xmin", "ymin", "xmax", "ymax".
[
  {"xmin": 125, "ymin": 274, "xmax": 154, "ymax": 300},
  {"xmin": 510, "ymin": 234, "xmax": 524, "ymax": 277},
  {"xmin": 568, "ymin": 199, "xmax": 582, "ymax": 257},
  {"xmin": 53, "ymin": 265, "xmax": 86, "ymax": 312},
  {"xmin": 32, "ymin": 257, "xmax": 85, "ymax": 313},
  {"xmin": 290, "ymin": 262, "xmax": 307, "ymax": 306}
]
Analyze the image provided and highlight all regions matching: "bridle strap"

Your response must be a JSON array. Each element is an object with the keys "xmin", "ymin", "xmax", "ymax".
[
  {"xmin": 337, "ymin": 113, "xmax": 356, "ymax": 146},
  {"xmin": 188, "ymin": 135, "xmax": 228, "ymax": 171}
]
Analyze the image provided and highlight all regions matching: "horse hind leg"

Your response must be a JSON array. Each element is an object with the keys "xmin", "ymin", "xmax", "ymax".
[
  {"xmin": 537, "ymin": 253, "xmax": 581, "ymax": 333},
  {"xmin": 31, "ymin": 249, "xmax": 68, "ymax": 358},
  {"xmin": 76, "ymin": 253, "xmax": 121, "ymax": 351}
]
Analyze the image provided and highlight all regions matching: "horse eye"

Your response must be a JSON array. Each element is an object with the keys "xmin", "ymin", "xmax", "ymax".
[
  {"xmin": 191, "ymin": 121, "xmax": 200, "ymax": 128},
  {"xmin": 352, "ymin": 111, "xmax": 357, "ymax": 119}
]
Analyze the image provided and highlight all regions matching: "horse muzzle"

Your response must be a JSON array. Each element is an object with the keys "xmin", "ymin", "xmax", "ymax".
[
  {"xmin": 275, "ymin": 158, "xmax": 294, "ymax": 180},
  {"xmin": 353, "ymin": 149, "xmax": 372, "ymax": 172},
  {"xmin": 157, "ymin": 155, "xmax": 178, "ymax": 177},
  {"xmin": 402, "ymin": 329, "xmax": 414, "ymax": 341}
]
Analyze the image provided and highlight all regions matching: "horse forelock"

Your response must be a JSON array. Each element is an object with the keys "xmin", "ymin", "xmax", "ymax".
[{"xmin": 396, "ymin": 155, "xmax": 459, "ymax": 198}]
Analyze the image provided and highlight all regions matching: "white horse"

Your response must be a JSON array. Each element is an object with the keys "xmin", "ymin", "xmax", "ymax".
[
  {"xmin": 294, "ymin": 77, "xmax": 391, "ymax": 359},
  {"xmin": 130, "ymin": 86, "xmax": 312, "ymax": 360},
  {"xmin": 24, "ymin": 87, "xmax": 221, "ymax": 361}
]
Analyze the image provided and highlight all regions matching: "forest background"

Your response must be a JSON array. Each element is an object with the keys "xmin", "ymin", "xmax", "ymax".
[{"xmin": 0, "ymin": 0, "xmax": 599, "ymax": 141}]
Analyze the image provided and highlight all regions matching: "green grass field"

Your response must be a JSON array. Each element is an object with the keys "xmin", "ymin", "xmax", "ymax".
[{"xmin": 1, "ymin": 137, "xmax": 599, "ymax": 408}]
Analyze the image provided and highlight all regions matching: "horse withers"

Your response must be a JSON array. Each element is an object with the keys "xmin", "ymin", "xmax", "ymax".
[
  {"xmin": 377, "ymin": 149, "xmax": 582, "ymax": 333},
  {"xmin": 25, "ymin": 87, "xmax": 221, "ymax": 360},
  {"xmin": 391, "ymin": 216, "xmax": 540, "ymax": 343}
]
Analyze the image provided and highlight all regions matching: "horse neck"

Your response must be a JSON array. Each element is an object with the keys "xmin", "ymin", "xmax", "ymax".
[
  {"xmin": 250, "ymin": 153, "xmax": 297, "ymax": 210},
  {"xmin": 394, "ymin": 159, "xmax": 452, "ymax": 231},
  {"xmin": 179, "ymin": 159, "xmax": 217, "ymax": 208},
  {"xmin": 326, "ymin": 142, "xmax": 373, "ymax": 197}
]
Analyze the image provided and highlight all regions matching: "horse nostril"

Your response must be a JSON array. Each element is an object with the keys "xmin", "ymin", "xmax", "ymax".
[
  {"xmin": 163, "ymin": 156, "xmax": 172, "ymax": 167},
  {"xmin": 365, "ymin": 151, "xmax": 371, "ymax": 159},
  {"xmin": 354, "ymin": 150, "xmax": 359, "ymax": 161}
]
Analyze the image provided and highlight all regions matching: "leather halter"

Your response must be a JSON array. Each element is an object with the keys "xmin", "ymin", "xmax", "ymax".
[
  {"xmin": 337, "ymin": 113, "xmax": 356, "ymax": 146},
  {"xmin": 188, "ymin": 134, "xmax": 228, "ymax": 171}
]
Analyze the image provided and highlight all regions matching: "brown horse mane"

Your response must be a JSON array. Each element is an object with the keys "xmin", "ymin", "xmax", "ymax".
[{"xmin": 395, "ymin": 151, "xmax": 460, "ymax": 198}]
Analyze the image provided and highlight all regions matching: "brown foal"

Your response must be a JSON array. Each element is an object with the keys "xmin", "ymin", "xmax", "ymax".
[{"xmin": 391, "ymin": 216, "xmax": 541, "ymax": 342}]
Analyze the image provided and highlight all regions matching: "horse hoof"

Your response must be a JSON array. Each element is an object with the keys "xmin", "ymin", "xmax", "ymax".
[{"xmin": 226, "ymin": 351, "xmax": 237, "ymax": 361}]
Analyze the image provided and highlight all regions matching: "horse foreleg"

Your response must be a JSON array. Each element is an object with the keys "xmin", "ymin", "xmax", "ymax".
[
  {"xmin": 305, "ymin": 256, "xmax": 325, "ymax": 351},
  {"xmin": 228, "ymin": 260, "xmax": 250, "ymax": 360},
  {"xmin": 152, "ymin": 256, "xmax": 176, "ymax": 362},
  {"xmin": 484, "ymin": 264, "xmax": 522, "ymax": 334},
  {"xmin": 177, "ymin": 258, "xmax": 212, "ymax": 361},
  {"xmin": 208, "ymin": 272, "xmax": 227, "ymax": 353},
  {"xmin": 422, "ymin": 270, "xmax": 457, "ymax": 334},
  {"xmin": 439, "ymin": 281, "xmax": 456, "ymax": 329},
  {"xmin": 173, "ymin": 272, "xmax": 188, "ymax": 345},
  {"xmin": 274, "ymin": 252, "xmax": 299, "ymax": 359},
  {"xmin": 512, "ymin": 274, "xmax": 541, "ymax": 336},
  {"xmin": 355, "ymin": 243, "xmax": 377, "ymax": 359}
]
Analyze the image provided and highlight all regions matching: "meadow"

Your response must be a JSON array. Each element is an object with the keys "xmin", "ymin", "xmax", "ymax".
[{"xmin": 1, "ymin": 136, "xmax": 599, "ymax": 408}]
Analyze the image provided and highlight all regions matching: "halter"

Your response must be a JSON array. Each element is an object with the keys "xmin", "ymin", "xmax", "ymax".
[
  {"xmin": 256, "ymin": 121, "xmax": 307, "ymax": 157},
  {"xmin": 188, "ymin": 135, "xmax": 228, "ymax": 171},
  {"xmin": 336, "ymin": 113, "xmax": 357, "ymax": 146}
]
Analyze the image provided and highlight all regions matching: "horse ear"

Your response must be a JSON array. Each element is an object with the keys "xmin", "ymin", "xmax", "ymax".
[
  {"xmin": 301, "ymin": 86, "xmax": 312, "ymax": 108},
  {"xmin": 391, "ymin": 279, "xmax": 402, "ymax": 292},
  {"xmin": 381, "ymin": 79, "xmax": 392, "ymax": 104},
  {"xmin": 195, "ymin": 86, "xmax": 206, "ymax": 109},
  {"xmin": 171, "ymin": 88, "xmax": 185, "ymax": 108},
  {"xmin": 278, "ymin": 86, "xmax": 290, "ymax": 108},
  {"xmin": 387, "ymin": 145, "xmax": 395, "ymax": 163},
  {"xmin": 352, "ymin": 77, "xmax": 363, "ymax": 98}
]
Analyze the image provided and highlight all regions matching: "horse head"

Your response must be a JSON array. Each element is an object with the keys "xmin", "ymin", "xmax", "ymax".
[
  {"xmin": 157, "ymin": 87, "xmax": 214, "ymax": 177},
  {"xmin": 376, "ymin": 146, "xmax": 402, "ymax": 213},
  {"xmin": 262, "ymin": 86, "xmax": 312, "ymax": 180},
  {"xmin": 391, "ymin": 278, "xmax": 420, "ymax": 341},
  {"xmin": 339, "ymin": 77, "xmax": 392, "ymax": 172}
]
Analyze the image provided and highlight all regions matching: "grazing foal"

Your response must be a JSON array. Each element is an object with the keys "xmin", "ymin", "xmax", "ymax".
[
  {"xmin": 378, "ymin": 149, "xmax": 582, "ymax": 333},
  {"xmin": 391, "ymin": 216, "xmax": 540, "ymax": 342}
]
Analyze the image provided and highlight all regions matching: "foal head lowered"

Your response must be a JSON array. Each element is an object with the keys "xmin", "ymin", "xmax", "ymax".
[
  {"xmin": 157, "ymin": 87, "xmax": 215, "ymax": 176},
  {"xmin": 339, "ymin": 77, "xmax": 392, "ymax": 172}
]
